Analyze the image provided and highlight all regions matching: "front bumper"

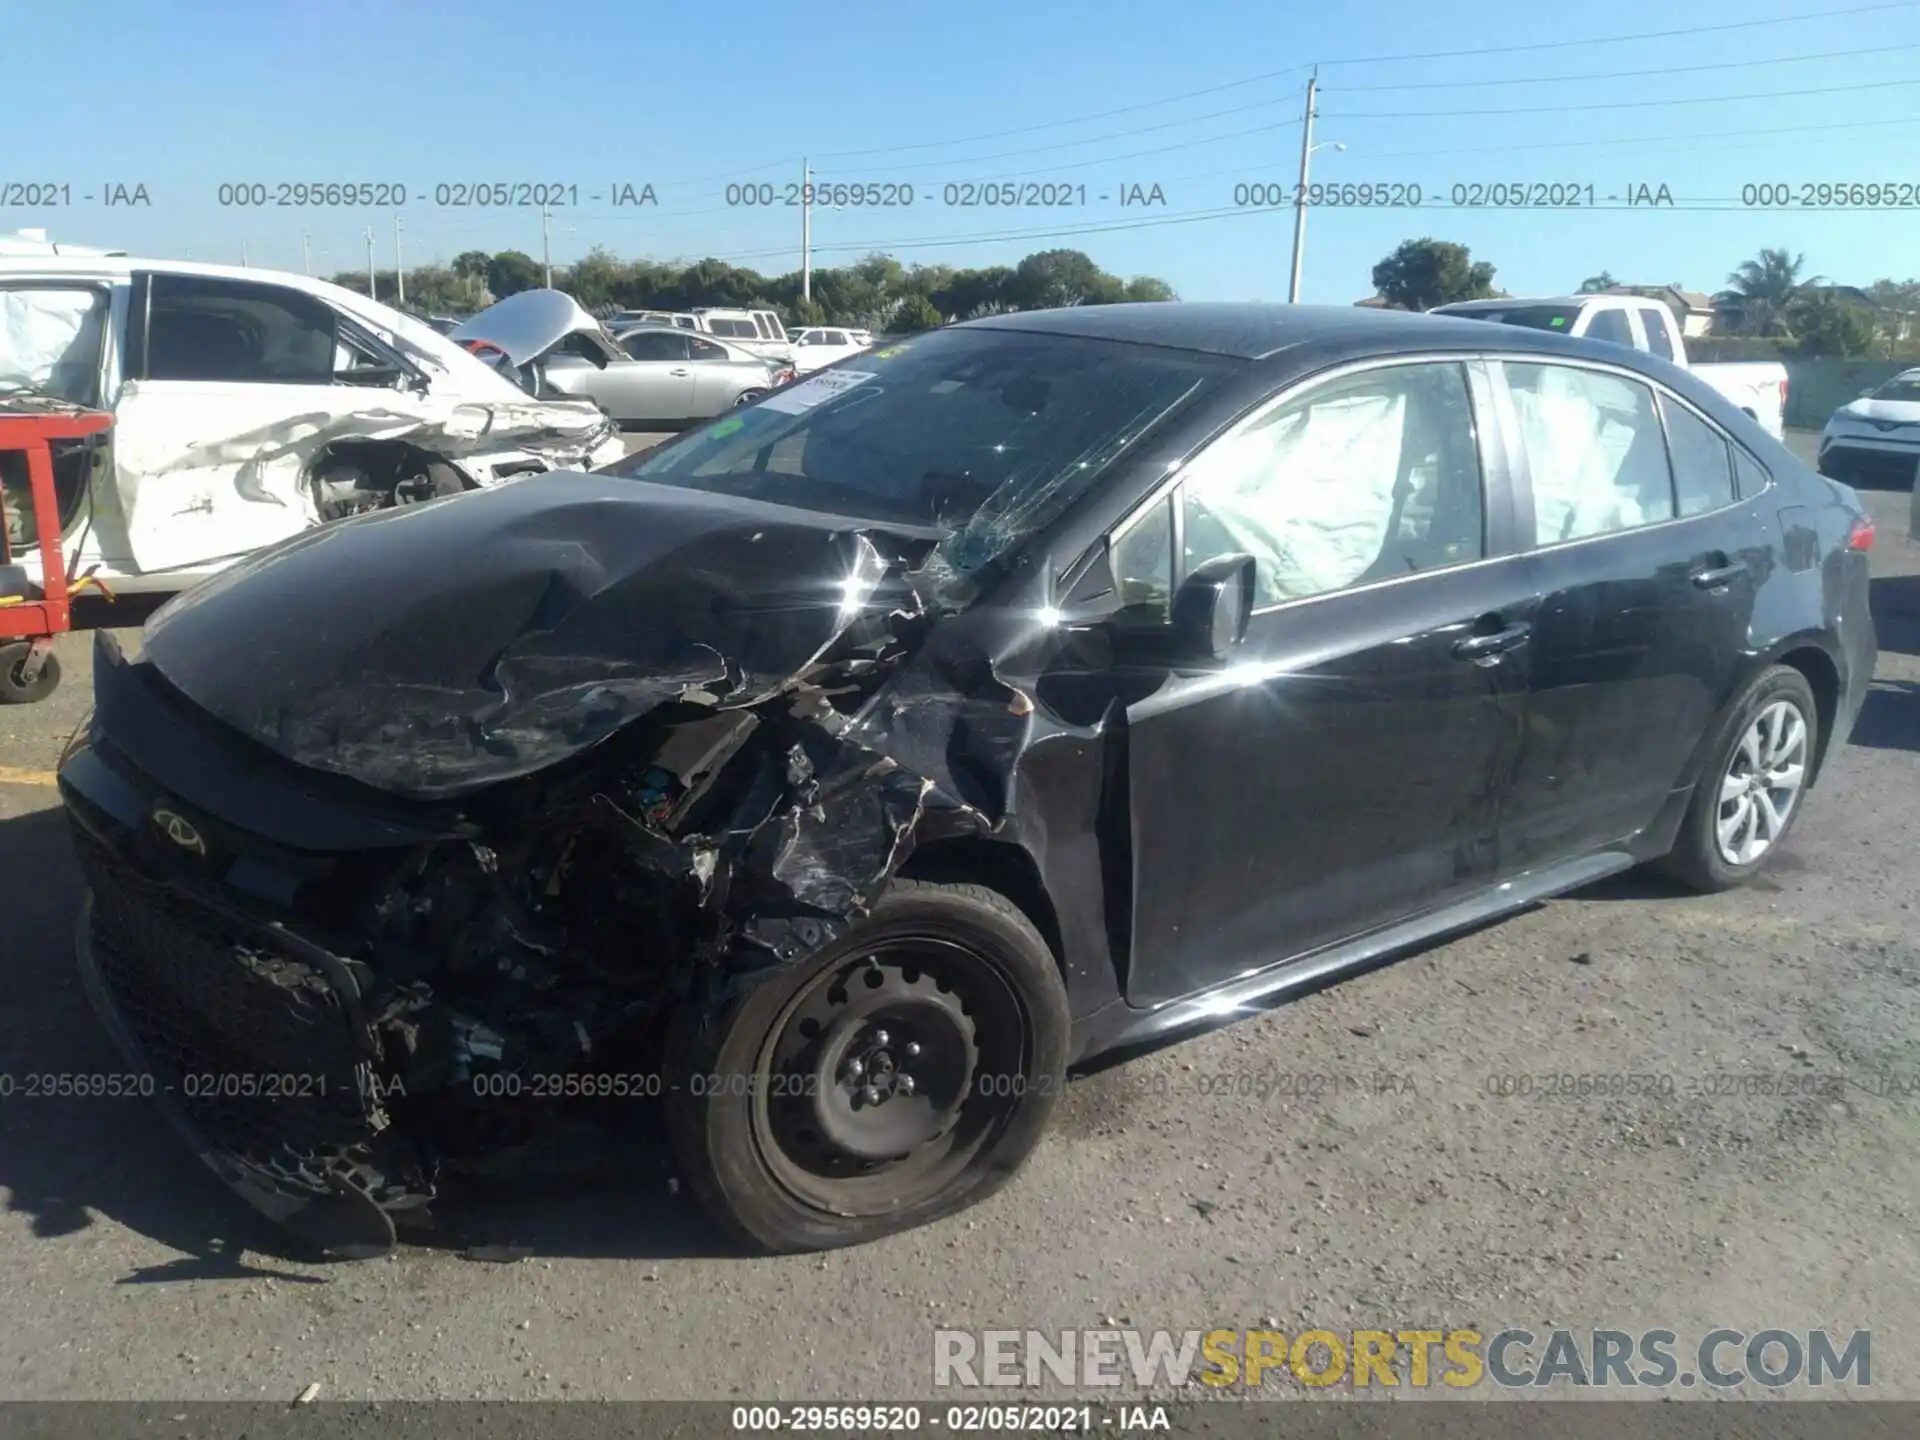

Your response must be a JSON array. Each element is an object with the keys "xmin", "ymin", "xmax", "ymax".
[
  {"xmin": 1819, "ymin": 432, "xmax": 1920, "ymax": 485},
  {"xmin": 63, "ymin": 760, "xmax": 428, "ymax": 1257}
]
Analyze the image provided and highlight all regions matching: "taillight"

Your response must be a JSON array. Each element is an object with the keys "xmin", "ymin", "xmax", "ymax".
[
  {"xmin": 1848, "ymin": 515, "xmax": 1876, "ymax": 552},
  {"xmin": 1779, "ymin": 377, "xmax": 1789, "ymax": 409}
]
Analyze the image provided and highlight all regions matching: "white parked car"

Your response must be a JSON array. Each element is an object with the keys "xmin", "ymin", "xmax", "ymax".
[
  {"xmin": 686, "ymin": 307, "xmax": 795, "ymax": 366},
  {"xmin": 1819, "ymin": 366, "xmax": 1920, "ymax": 490},
  {"xmin": 789, "ymin": 325, "xmax": 870, "ymax": 373},
  {"xmin": 0, "ymin": 256, "xmax": 622, "ymax": 594},
  {"xmin": 1431, "ymin": 294, "xmax": 1789, "ymax": 442}
]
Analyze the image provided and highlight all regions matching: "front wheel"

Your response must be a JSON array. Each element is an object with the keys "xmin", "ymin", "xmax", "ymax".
[
  {"xmin": 663, "ymin": 878, "xmax": 1069, "ymax": 1253},
  {"xmin": 1656, "ymin": 664, "xmax": 1818, "ymax": 892}
]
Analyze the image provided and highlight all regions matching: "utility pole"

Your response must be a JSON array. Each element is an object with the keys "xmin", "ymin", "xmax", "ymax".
[
  {"xmin": 241, "ymin": 241, "xmax": 249, "ymax": 267},
  {"xmin": 394, "ymin": 217, "xmax": 405, "ymax": 307},
  {"xmin": 302, "ymin": 232, "xmax": 312, "ymax": 276},
  {"xmin": 801, "ymin": 158, "xmax": 812, "ymax": 305},
  {"xmin": 542, "ymin": 203, "xmax": 552, "ymax": 287},
  {"xmin": 1287, "ymin": 71, "xmax": 1318, "ymax": 304},
  {"xmin": 365, "ymin": 226, "xmax": 376, "ymax": 299}
]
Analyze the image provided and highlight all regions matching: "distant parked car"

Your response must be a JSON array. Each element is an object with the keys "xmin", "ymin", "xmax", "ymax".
[
  {"xmin": 457, "ymin": 293, "xmax": 790, "ymax": 425},
  {"xmin": 1818, "ymin": 366, "xmax": 1920, "ymax": 492},
  {"xmin": 687, "ymin": 307, "xmax": 795, "ymax": 366},
  {"xmin": 790, "ymin": 326, "xmax": 871, "ymax": 373}
]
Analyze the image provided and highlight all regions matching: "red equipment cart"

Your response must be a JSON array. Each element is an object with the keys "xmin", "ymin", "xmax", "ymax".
[{"xmin": 0, "ymin": 401, "xmax": 114, "ymax": 703}]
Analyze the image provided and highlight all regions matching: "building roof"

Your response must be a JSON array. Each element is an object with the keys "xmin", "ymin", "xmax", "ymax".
[{"xmin": 1602, "ymin": 284, "xmax": 1714, "ymax": 312}]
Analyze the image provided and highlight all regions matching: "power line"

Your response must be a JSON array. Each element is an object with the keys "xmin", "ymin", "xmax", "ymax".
[
  {"xmin": 1329, "ymin": 76, "xmax": 1920, "ymax": 120},
  {"xmin": 1331, "ymin": 39, "xmax": 1920, "ymax": 92},
  {"xmin": 1346, "ymin": 112, "xmax": 1920, "ymax": 161},
  {"xmin": 1314, "ymin": 0, "xmax": 1919, "ymax": 66},
  {"xmin": 806, "ymin": 0, "xmax": 1917, "ymax": 163}
]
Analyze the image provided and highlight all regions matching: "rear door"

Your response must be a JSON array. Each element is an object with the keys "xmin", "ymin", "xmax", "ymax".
[
  {"xmin": 113, "ymin": 270, "xmax": 422, "ymax": 575},
  {"xmin": 1115, "ymin": 357, "xmax": 1543, "ymax": 1006},
  {"xmin": 1492, "ymin": 358, "xmax": 1765, "ymax": 871},
  {"xmin": 687, "ymin": 334, "xmax": 758, "ymax": 411}
]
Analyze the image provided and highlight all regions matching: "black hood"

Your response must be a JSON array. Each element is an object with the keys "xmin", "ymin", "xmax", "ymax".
[{"xmin": 140, "ymin": 473, "xmax": 939, "ymax": 800}]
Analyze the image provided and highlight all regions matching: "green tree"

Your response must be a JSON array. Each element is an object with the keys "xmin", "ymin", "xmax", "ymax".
[
  {"xmin": 1370, "ymin": 239, "xmax": 1497, "ymax": 312},
  {"xmin": 564, "ymin": 247, "xmax": 626, "ymax": 310},
  {"xmin": 1577, "ymin": 271, "xmax": 1619, "ymax": 294},
  {"xmin": 487, "ymin": 250, "xmax": 544, "ymax": 298},
  {"xmin": 451, "ymin": 250, "xmax": 491, "ymax": 281},
  {"xmin": 889, "ymin": 294, "xmax": 944, "ymax": 333},
  {"xmin": 1715, "ymin": 247, "xmax": 1820, "ymax": 338},
  {"xmin": 1791, "ymin": 294, "xmax": 1877, "ymax": 357},
  {"xmin": 1009, "ymin": 249, "xmax": 1113, "ymax": 309},
  {"xmin": 1123, "ymin": 275, "xmax": 1178, "ymax": 302}
]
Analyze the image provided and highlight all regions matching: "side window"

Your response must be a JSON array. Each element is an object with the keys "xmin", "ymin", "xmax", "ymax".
[
  {"xmin": 1661, "ymin": 396, "xmax": 1736, "ymax": 517},
  {"xmin": 1111, "ymin": 493, "xmax": 1175, "ymax": 626},
  {"xmin": 624, "ymin": 331, "xmax": 690, "ymax": 361},
  {"xmin": 1176, "ymin": 362, "xmax": 1485, "ymax": 609},
  {"xmin": 1732, "ymin": 447, "xmax": 1771, "ymax": 499},
  {"xmin": 1640, "ymin": 306, "xmax": 1676, "ymax": 362},
  {"xmin": 1585, "ymin": 308, "xmax": 1635, "ymax": 348},
  {"xmin": 823, "ymin": 330, "xmax": 848, "ymax": 346},
  {"xmin": 1504, "ymin": 362, "xmax": 1674, "ymax": 545},
  {"xmin": 0, "ymin": 285, "xmax": 109, "ymax": 406},
  {"xmin": 687, "ymin": 337, "xmax": 727, "ymax": 361},
  {"xmin": 146, "ymin": 274, "xmax": 336, "ymax": 383}
]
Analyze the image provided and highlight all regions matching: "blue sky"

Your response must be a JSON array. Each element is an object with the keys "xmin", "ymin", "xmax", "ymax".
[{"xmin": 8, "ymin": 0, "xmax": 1920, "ymax": 301}]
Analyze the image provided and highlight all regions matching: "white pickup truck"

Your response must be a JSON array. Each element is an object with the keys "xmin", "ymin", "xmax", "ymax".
[{"xmin": 1431, "ymin": 294, "xmax": 1788, "ymax": 441}]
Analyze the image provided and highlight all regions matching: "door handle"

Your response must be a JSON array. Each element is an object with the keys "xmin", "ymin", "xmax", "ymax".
[
  {"xmin": 1452, "ymin": 622, "xmax": 1531, "ymax": 663},
  {"xmin": 669, "ymin": 367, "xmax": 691, "ymax": 376},
  {"xmin": 1691, "ymin": 562, "xmax": 1745, "ymax": 590}
]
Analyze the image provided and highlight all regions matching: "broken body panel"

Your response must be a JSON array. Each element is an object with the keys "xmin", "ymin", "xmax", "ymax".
[{"xmin": 0, "ymin": 257, "xmax": 624, "ymax": 591}]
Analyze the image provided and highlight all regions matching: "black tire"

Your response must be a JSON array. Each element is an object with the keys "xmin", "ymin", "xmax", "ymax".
[
  {"xmin": 0, "ymin": 642, "xmax": 59, "ymax": 704},
  {"xmin": 664, "ymin": 878, "xmax": 1069, "ymax": 1253},
  {"xmin": 1655, "ymin": 664, "xmax": 1819, "ymax": 893}
]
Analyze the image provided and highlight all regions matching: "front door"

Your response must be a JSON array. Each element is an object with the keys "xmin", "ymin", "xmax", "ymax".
[
  {"xmin": 1114, "ymin": 358, "xmax": 1539, "ymax": 1007},
  {"xmin": 1493, "ymin": 359, "xmax": 1765, "ymax": 869},
  {"xmin": 114, "ymin": 270, "xmax": 422, "ymax": 575}
]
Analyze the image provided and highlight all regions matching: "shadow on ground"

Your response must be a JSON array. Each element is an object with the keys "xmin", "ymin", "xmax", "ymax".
[{"xmin": 0, "ymin": 800, "xmax": 739, "ymax": 1271}]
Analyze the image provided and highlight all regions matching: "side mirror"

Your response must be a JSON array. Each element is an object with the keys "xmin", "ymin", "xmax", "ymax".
[{"xmin": 1171, "ymin": 553, "xmax": 1255, "ymax": 661}]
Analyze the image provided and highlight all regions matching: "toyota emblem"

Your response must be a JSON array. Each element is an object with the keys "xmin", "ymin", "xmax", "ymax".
[{"xmin": 151, "ymin": 808, "xmax": 207, "ymax": 856}]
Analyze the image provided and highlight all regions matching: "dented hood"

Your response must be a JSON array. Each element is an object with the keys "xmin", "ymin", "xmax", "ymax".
[
  {"xmin": 450, "ymin": 288, "xmax": 605, "ymax": 368},
  {"xmin": 140, "ymin": 472, "xmax": 938, "ymax": 799}
]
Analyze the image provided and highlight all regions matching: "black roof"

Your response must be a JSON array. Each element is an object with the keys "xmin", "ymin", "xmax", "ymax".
[{"xmin": 957, "ymin": 301, "xmax": 1640, "ymax": 364}]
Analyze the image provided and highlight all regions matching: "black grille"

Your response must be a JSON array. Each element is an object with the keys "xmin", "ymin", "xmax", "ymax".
[{"xmin": 71, "ymin": 822, "xmax": 392, "ymax": 1199}]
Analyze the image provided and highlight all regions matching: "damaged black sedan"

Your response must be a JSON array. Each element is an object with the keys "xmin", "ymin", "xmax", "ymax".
[{"xmin": 59, "ymin": 304, "xmax": 1875, "ymax": 1257}]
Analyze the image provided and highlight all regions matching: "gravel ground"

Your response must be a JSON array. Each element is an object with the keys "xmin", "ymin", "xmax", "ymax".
[{"xmin": 1, "ymin": 432, "xmax": 1917, "ymax": 1403}]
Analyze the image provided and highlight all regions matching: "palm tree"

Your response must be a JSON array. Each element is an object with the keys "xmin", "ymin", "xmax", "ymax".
[{"xmin": 1716, "ymin": 248, "xmax": 1822, "ymax": 338}]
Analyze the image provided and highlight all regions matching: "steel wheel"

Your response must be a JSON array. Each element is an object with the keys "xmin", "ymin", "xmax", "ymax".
[
  {"xmin": 1715, "ymin": 698, "xmax": 1808, "ymax": 866},
  {"xmin": 750, "ymin": 937, "xmax": 1028, "ymax": 1218}
]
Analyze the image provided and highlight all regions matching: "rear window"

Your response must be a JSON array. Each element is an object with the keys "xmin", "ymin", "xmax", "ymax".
[{"xmin": 707, "ymin": 318, "xmax": 758, "ymax": 338}]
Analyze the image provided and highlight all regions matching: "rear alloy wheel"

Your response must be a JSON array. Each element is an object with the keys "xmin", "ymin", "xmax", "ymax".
[
  {"xmin": 664, "ymin": 879, "xmax": 1069, "ymax": 1253},
  {"xmin": 1657, "ymin": 665, "xmax": 1818, "ymax": 892},
  {"xmin": 0, "ymin": 641, "xmax": 60, "ymax": 704},
  {"xmin": 734, "ymin": 389, "xmax": 768, "ymax": 407}
]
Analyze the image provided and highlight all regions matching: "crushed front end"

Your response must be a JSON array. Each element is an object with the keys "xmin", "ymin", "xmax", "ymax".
[{"xmin": 57, "ymin": 478, "xmax": 1022, "ymax": 1255}]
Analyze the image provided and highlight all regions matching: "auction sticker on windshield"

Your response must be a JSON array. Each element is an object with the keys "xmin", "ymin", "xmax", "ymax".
[{"xmin": 760, "ymin": 369, "xmax": 878, "ymax": 415}]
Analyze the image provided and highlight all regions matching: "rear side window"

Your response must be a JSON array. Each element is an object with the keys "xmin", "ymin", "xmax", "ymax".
[
  {"xmin": 1503, "ymin": 362, "xmax": 1675, "ymax": 545},
  {"xmin": 145, "ymin": 273, "xmax": 337, "ymax": 383},
  {"xmin": 1733, "ymin": 448, "xmax": 1771, "ymax": 498},
  {"xmin": 1661, "ymin": 397, "xmax": 1736, "ymax": 516},
  {"xmin": 1640, "ymin": 306, "xmax": 1676, "ymax": 361},
  {"xmin": 708, "ymin": 318, "xmax": 757, "ymax": 338},
  {"xmin": 624, "ymin": 331, "xmax": 689, "ymax": 361},
  {"xmin": 1585, "ymin": 308, "xmax": 1635, "ymax": 348}
]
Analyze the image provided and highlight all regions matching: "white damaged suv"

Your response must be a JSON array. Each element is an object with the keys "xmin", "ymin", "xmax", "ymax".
[{"xmin": 0, "ymin": 256, "xmax": 623, "ymax": 594}]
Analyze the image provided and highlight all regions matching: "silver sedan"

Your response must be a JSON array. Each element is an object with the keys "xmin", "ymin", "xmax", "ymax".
[{"xmin": 542, "ymin": 324, "xmax": 783, "ymax": 425}]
